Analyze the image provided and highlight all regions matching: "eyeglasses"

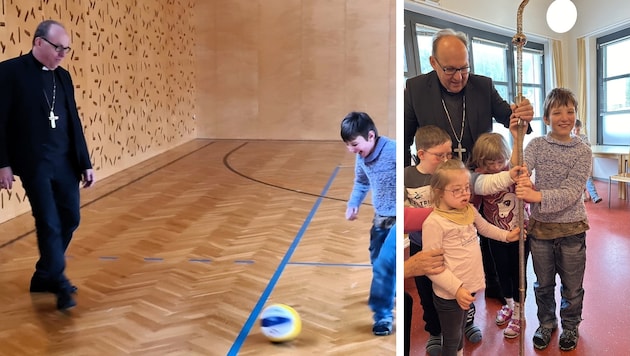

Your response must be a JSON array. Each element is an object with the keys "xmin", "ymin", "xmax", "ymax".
[
  {"xmin": 434, "ymin": 57, "xmax": 470, "ymax": 76},
  {"xmin": 443, "ymin": 185, "xmax": 471, "ymax": 197},
  {"xmin": 40, "ymin": 37, "xmax": 71, "ymax": 54},
  {"xmin": 424, "ymin": 150, "xmax": 453, "ymax": 160}
]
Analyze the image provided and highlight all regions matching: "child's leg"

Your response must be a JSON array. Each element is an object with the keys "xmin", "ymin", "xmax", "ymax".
[
  {"xmin": 369, "ymin": 224, "xmax": 396, "ymax": 336},
  {"xmin": 410, "ymin": 240, "xmax": 442, "ymax": 356},
  {"xmin": 488, "ymin": 239, "xmax": 515, "ymax": 326},
  {"xmin": 464, "ymin": 302, "xmax": 482, "ymax": 343},
  {"xmin": 530, "ymin": 236, "xmax": 559, "ymax": 329},
  {"xmin": 479, "ymin": 234, "xmax": 504, "ymax": 303},
  {"xmin": 488, "ymin": 239, "xmax": 515, "ymax": 302},
  {"xmin": 585, "ymin": 176, "xmax": 602, "ymax": 202},
  {"xmin": 404, "ymin": 292, "xmax": 413, "ymax": 355},
  {"xmin": 409, "ymin": 241, "xmax": 442, "ymax": 336},
  {"xmin": 556, "ymin": 232, "xmax": 587, "ymax": 331},
  {"xmin": 433, "ymin": 294, "xmax": 466, "ymax": 356},
  {"xmin": 501, "ymin": 239, "xmax": 530, "ymax": 338},
  {"xmin": 368, "ymin": 215, "xmax": 395, "ymax": 263}
]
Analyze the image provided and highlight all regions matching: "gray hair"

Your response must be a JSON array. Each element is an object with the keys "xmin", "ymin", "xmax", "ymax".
[
  {"xmin": 432, "ymin": 28, "xmax": 468, "ymax": 56},
  {"xmin": 32, "ymin": 20, "xmax": 65, "ymax": 45}
]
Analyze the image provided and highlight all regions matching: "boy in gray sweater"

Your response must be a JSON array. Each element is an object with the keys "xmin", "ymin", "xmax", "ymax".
[
  {"xmin": 511, "ymin": 88, "xmax": 591, "ymax": 352},
  {"xmin": 341, "ymin": 111, "xmax": 396, "ymax": 336}
]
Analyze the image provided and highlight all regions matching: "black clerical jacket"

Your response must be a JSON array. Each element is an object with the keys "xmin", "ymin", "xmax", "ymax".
[{"xmin": 0, "ymin": 52, "xmax": 92, "ymax": 178}]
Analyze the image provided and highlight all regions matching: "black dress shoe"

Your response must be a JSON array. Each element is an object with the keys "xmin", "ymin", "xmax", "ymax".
[{"xmin": 56, "ymin": 290, "xmax": 77, "ymax": 310}]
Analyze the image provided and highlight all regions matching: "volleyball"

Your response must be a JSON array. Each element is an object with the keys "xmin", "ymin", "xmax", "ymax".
[{"xmin": 259, "ymin": 303, "xmax": 302, "ymax": 342}]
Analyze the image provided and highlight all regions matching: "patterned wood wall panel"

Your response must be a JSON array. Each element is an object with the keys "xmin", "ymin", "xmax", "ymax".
[{"xmin": 0, "ymin": 0, "xmax": 196, "ymax": 223}]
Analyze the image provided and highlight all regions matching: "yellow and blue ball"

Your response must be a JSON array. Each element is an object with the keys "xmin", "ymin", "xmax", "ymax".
[{"xmin": 259, "ymin": 303, "xmax": 302, "ymax": 342}]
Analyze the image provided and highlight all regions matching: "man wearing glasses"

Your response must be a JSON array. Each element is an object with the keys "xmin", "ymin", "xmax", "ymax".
[
  {"xmin": 404, "ymin": 28, "xmax": 534, "ymax": 165},
  {"xmin": 0, "ymin": 20, "xmax": 95, "ymax": 310},
  {"xmin": 403, "ymin": 28, "xmax": 534, "ymax": 353}
]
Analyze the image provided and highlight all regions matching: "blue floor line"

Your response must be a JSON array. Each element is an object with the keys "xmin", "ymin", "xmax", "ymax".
[
  {"xmin": 234, "ymin": 260, "xmax": 255, "ymax": 264},
  {"xmin": 189, "ymin": 258, "xmax": 212, "ymax": 263},
  {"xmin": 226, "ymin": 165, "xmax": 340, "ymax": 356}
]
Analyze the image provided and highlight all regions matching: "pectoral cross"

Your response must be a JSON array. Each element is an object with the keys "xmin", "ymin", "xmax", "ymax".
[
  {"xmin": 48, "ymin": 110, "xmax": 58, "ymax": 129},
  {"xmin": 454, "ymin": 142, "xmax": 466, "ymax": 160}
]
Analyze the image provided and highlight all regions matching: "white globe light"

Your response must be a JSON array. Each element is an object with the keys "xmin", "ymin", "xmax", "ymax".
[{"xmin": 546, "ymin": 0, "xmax": 577, "ymax": 33}]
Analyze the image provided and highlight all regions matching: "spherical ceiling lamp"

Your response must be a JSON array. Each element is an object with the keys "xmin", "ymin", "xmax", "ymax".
[{"xmin": 546, "ymin": 0, "xmax": 577, "ymax": 33}]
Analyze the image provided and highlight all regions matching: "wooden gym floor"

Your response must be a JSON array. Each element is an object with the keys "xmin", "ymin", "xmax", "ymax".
[{"xmin": 0, "ymin": 140, "xmax": 396, "ymax": 355}]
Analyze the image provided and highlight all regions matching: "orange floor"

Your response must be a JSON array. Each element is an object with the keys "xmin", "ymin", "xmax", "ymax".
[{"xmin": 405, "ymin": 180, "xmax": 630, "ymax": 355}]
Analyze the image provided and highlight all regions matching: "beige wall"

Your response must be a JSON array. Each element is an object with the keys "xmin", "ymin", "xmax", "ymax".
[
  {"xmin": 0, "ymin": 0, "xmax": 197, "ymax": 223},
  {"xmin": 194, "ymin": 0, "xmax": 397, "ymax": 140}
]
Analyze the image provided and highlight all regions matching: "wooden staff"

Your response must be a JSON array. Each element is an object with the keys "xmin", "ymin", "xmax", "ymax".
[{"xmin": 512, "ymin": 1, "xmax": 529, "ymax": 355}]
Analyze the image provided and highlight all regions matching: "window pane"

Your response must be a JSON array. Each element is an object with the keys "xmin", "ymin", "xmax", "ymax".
[
  {"xmin": 472, "ymin": 38, "xmax": 507, "ymax": 81},
  {"xmin": 403, "ymin": 45, "xmax": 408, "ymax": 74},
  {"xmin": 602, "ymin": 113, "xmax": 630, "ymax": 145},
  {"xmin": 522, "ymin": 86, "xmax": 543, "ymax": 118},
  {"xmin": 415, "ymin": 24, "xmax": 437, "ymax": 74},
  {"xmin": 494, "ymin": 84, "xmax": 509, "ymax": 101},
  {"xmin": 604, "ymin": 38, "xmax": 630, "ymax": 77},
  {"xmin": 604, "ymin": 78, "xmax": 630, "ymax": 111},
  {"xmin": 521, "ymin": 50, "xmax": 543, "ymax": 84},
  {"xmin": 597, "ymin": 28, "xmax": 630, "ymax": 145},
  {"xmin": 524, "ymin": 119, "xmax": 544, "ymax": 148}
]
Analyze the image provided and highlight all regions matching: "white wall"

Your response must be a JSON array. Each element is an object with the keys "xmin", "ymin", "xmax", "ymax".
[{"xmin": 405, "ymin": 0, "xmax": 630, "ymax": 180}]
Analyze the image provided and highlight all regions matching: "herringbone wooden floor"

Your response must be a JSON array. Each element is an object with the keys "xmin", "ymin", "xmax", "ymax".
[{"xmin": 0, "ymin": 140, "xmax": 396, "ymax": 355}]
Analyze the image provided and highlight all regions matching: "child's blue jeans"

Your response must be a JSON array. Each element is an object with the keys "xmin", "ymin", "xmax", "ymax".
[
  {"xmin": 530, "ymin": 232, "xmax": 586, "ymax": 330},
  {"xmin": 368, "ymin": 222, "xmax": 396, "ymax": 324}
]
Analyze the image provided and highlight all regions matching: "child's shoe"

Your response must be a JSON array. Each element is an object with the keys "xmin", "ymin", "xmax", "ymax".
[
  {"xmin": 533, "ymin": 325, "xmax": 556, "ymax": 350},
  {"xmin": 425, "ymin": 334, "xmax": 442, "ymax": 356},
  {"xmin": 465, "ymin": 304, "xmax": 482, "ymax": 343},
  {"xmin": 503, "ymin": 318, "xmax": 522, "ymax": 339},
  {"xmin": 372, "ymin": 320, "xmax": 392, "ymax": 336},
  {"xmin": 495, "ymin": 305, "xmax": 513, "ymax": 326},
  {"xmin": 593, "ymin": 196, "xmax": 603, "ymax": 204},
  {"xmin": 559, "ymin": 328, "xmax": 579, "ymax": 351}
]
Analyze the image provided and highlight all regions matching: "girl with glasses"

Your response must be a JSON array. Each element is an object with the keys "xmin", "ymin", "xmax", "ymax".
[{"xmin": 421, "ymin": 159, "xmax": 522, "ymax": 356}]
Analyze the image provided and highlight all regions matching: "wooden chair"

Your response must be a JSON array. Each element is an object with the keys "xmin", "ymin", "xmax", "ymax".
[{"xmin": 608, "ymin": 149, "xmax": 630, "ymax": 208}]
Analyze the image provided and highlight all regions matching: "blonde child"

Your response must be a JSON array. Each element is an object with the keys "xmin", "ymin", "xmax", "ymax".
[
  {"xmin": 422, "ymin": 159, "xmax": 521, "ymax": 356},
  {"xmin": 470, "ymin": 133, "xmax": 530, "ymax": 338},
  {"xmin": 511, "ymin": 88, "xmax": 591, "ymax": 351},
  {"xmin": 405, "ymin": 126, "xmax": 525, "ymax": 354},
  {"xmin": 404, "ymin": 125, "xmax": 458, "ymax": 355}
]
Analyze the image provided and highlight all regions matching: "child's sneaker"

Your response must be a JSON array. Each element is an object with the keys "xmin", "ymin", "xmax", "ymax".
[
  {"xmin": 503, "ymin": 318, "xmax": 522, "ymax": 339},
  {"xmin": 465, "ymin": 304, "xmax": 482, "ymax": 343},
  {"xmin": 495, "ymin": 305, "xmax": 513, "ymax": 325},
  {"xmin": 533, "ymin": 325, "xmax": 556, "ymax": 350},
  {"xmin": 559, "ymin": 328, "xmax": 579, "ymax": 351},
  {"xmin": 425, "ymin": 334, "xmax": 442, "ymax": 356},
  {"xmin": 372, "ymin": 320, "xmax": 392, "ymax": 336}
]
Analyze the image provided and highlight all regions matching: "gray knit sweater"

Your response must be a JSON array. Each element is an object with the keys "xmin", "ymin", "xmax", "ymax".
[
  {"xmin": 524, "ymin": 133, "xmax": 591, "ymax": 224},
  {"xmin": 347, "ymin": 136, "xmax": 396, "ymax": 217}
]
